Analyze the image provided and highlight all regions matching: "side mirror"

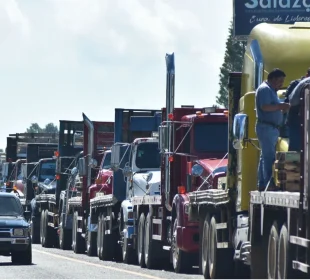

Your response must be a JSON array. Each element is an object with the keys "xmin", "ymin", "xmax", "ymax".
[
  {"xmin": 78, "ymin": 158, "xmax": 87, "ymax": 176},
  {"xmin": 31, "ymin": 176, "xmax": 38, "ymax": 184},
  {"xmin": 191, "ymin": 164, "xmax": 204, "ymax": 177},
  {"xmin": 71, "ymin": 167, "xmax": 78, "ymax": 176},
  {"xmin": 122, "ymin": 164, "xmax": 132, "ymax": 177},
  {"xmin": 89, "ymin": 158, "xmax": 98, "ymax": 168},
  {"xmin": 158, "ymin": 125, "xmax": 169, "ymax": 152},
  {"xmin": 24, "ymin": 210, "xmax": 31, "ymax": 221},
  {"xmin": 233, "ymin": 113, "xmax": 248, "ymax": 150},
  {"xmin": 111, "ymin": 144, "xmax": 121, "ymax": 171}
]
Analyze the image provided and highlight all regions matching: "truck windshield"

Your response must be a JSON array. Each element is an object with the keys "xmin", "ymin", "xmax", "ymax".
[
  {"xmin": 0, "ymin": 196, "xmax": 23, "ymax": 216},
  {"xmin": 39, "ymin": 161, "xmax": 56, "ymax": 181},
  {"xmin": 135, "ymin": 142, "xmax": 160, "ymax": 169},
  {"xmin": 101, "ymin": 153, "xmax": 111, "ymax": 169},
  {"xmin": 194, "ymin": 122, "xmax": 228, "ymax": 153}
]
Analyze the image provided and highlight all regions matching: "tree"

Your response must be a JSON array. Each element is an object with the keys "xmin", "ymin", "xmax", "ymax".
[
  {"xmin": 26, "ymin": 123, "xmax": 58, "ymax": 134},
  {"xmin": 216, "ymin": 21, "xmax": 244, "ymax": 108}
]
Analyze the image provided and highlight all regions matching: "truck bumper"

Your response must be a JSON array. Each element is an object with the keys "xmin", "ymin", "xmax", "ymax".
[{"xmin": 177, "ymin": 226, "xmax": 199, "ymax": 253}]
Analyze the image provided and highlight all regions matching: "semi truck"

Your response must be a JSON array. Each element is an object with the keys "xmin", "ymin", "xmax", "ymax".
[
  {"xmin": 31, "ymin": 121, "xmax": 85, "ymax": 247},
  {"xmin": 82, "ymin": 108, "xmax": 161, "ymax": 262},
  {"xmin": 61, "ymin": 115, "xmax": 114, "ymax": 254},
  {"xmin": 185, "ymin": 21, "xmax": 310, "ymax": 279}
]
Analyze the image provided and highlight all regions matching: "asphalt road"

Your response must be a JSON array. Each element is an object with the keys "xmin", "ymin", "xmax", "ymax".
[{"xmin": 0, "ymin": 245, "xmax": 203, "ymax": 279}]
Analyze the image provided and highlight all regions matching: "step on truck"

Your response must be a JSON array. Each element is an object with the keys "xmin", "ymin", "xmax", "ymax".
[
  {"xmin": 88, "ymin": 108, "xmax": 161, "ymax": 262},
  {"xmin": 31, "ymin": 121, "xmax": 84, "ymax": 247},
  {"xmin": 62, "ymin": 114, "xmax": 114, "ymax": 254},
  {"xmin": 187, "ymin": 22, "xmax": 310, "ymax": 279}
]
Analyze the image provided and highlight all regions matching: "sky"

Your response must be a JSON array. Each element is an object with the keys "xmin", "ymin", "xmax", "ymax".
[{"xmin": 0, "ymin": 0, "xmax": 233, "ymax": 149}]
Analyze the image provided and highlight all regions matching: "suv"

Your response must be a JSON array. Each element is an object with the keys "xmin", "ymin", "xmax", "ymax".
[{"xmin": 0, "ymin": 192, "xmax": 32, "ymax": 264}]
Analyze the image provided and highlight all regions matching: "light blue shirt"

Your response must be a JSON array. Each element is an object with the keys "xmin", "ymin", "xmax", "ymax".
[{"xmin": 255, "ymin": 81, "xmax": 283, "ymax": 126}]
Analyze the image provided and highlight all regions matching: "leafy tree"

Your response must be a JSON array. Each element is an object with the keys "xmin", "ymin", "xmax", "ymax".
[
  {"xmin": 26, "ymin": 123, "xmax": 58, "ymax": 133},
  {"xmin": 216, "ymin": 21, "xmax": 245, "ymax": 108}
]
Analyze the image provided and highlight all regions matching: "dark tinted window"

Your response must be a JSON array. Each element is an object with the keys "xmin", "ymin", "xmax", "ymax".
[
  {"xmin": 194, "ymin": 122, "xmax": 228, "ymax": 152},
  {"xmin": 102, "ymin": 152, "xmax": 111, "ymax": 169},
  {"xmin": 0, "ymin": 196, "xmax": 23, "ymax": 216},
  {"xmin": 135, "ymin": 142, "xmax": 160, "ymax": 169},
  {"xmin": 39, "ymin": 161, "xmax": 56, "ymax": 181}
]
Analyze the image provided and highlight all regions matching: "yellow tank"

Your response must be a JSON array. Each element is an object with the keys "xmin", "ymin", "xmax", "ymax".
[{"xmin": 233, "ymin": 22, "xmax": 310, "ymax": 211}]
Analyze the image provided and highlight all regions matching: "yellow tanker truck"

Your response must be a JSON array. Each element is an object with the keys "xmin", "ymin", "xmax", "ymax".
[{"xmin": 188, "ymin": 22, "xmax": 310, "ymax": 279}]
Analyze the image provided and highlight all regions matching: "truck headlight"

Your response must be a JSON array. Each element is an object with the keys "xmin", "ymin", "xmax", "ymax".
[{"xmin": 13, "ymin": 228, "xmax": 25, "ymax": 236}]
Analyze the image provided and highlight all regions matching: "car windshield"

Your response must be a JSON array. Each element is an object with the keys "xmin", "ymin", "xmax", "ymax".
[
  {"xmin": 194, "ymin": 122, "xmax": 228, "ymax": 153},
  {"xmin": 0, "ymin": 196, "xmax": 23, "ymax": 216},
  {"xmin": 135, "ymin": 142, "xmax": 160, "ymax": 169},
  {"xmin": 101, "ymin": 153, "xmax": 111, "ymax": 169},
  {"xmin": 39, "ymin": 161, "xmax": 56, "ymax": 181}
]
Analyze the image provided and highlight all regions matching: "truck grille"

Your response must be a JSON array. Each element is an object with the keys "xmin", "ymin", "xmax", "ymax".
[{"xmin": 0, "ymin": 230, "xmax": 11, "ymax": 238}]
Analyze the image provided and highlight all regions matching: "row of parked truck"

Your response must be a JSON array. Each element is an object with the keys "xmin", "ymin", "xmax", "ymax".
[{"xmin": 2, "ymin": 22, "xmax": 310, "ymax": 279}]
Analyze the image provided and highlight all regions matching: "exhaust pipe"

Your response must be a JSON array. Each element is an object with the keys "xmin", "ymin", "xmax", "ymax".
[
  {"xmin": 82, "ymin": 113, "xmax": 94, "ymax": 187},
  {"xmin": 164, "ymin": 52, "xmax": 175, "ymax": 212}
]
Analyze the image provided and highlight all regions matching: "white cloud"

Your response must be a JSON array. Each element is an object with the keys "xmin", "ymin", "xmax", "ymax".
[{"xmin": 0, "ymin": 0, "xmax": 233, "ymax": 149}]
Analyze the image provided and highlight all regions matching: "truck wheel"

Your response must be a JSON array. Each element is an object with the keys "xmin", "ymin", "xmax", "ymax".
[
  {"xmin": 31, "ymin": 216, "xmax": 40, "ymax": 244},
  {"xmin": 12, "ymin": 243, "xmax": 32, "ymax": 265},
  {"xmin": 59, "ymin": 224, "xmax": 71, "ymax": 250},
  {"xmin": 40, "ymin": 210, "xmax": 45, "ymax": 246},
  {"xmin": 137, "ymin": 212, "xmax": 146, "ymax": 268},
  {"xmin": 277, "ymin": 223, "xmax": 294, "ymax": 279},
  {"xmin": 144, "ymin": 212, "xmax": 157, "ymax": 269},
  {"xmin": 267, "ymin": 221, "xmax": 279, "ymax": 279},
  {"xmin": 42, "ymin": 209, "xmax": 54, "ymax": 248},
  {"xmin": 172, "ymin": 218, "xmax": 192, "ymax": 273},
  {"xmin": 208, "ymin": 215, "xmax": 234, "ymax": 279},
  {"xmin": 97, "ymin": 214, "xmax": 103, "ymax": 260},
  {"xmin": 86, "ymin": 230, "xmax": 97, "ymax": 256},
  {"xmin": 201, "ymin": 214, "xmax": 210, "ymax": 279},
  {"xmin": 122, "ymin": 224, "xmax": 135, "ymax": 264},
  {"xmin": 72, "ymin": 211, "xmax": 85, "ymax": 254},
  {"xmin": 100, "ymin": 213, "xmax": 113, "ymax": 261}
]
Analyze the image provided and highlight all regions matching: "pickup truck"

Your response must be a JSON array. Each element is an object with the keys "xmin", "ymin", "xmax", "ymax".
[{"xmin": 0, "ymin": 192, "xmax": 32, "ymax": 264}]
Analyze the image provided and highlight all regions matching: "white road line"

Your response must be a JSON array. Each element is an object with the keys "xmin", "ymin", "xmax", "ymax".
[{"xmin": 33, "ymin": 249, "xmax": 161, "ymax": 279}]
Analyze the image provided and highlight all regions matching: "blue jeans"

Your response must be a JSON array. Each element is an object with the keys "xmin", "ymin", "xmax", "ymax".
[{"xmin": 256, "ymin": 123, "xmax": 279, "ymax": 189}]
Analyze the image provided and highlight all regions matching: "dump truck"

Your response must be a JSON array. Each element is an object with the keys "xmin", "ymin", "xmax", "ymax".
[{"xmin": 186, "ymin": 21, "xmax": 310, "ymax": 279}]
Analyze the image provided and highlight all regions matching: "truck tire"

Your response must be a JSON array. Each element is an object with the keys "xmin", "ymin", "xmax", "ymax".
[
  {"xmin": 267, "ymin": 221, "xmax": 279, "ymax": 279},
  {"xmin": 40, "ymin": 210, "xmax": 45, "ymax": 246},
  {"xmin": 97, "ymin": 214, "xmax": 103, "ymax": 260},
  {"xmin": 31, "ymin": 216, "xmax": 40, "ymax": 244},
  {"xmin": 59, "ymin": 224, "xmax": 71, "ymax": 250},
  {"xmin": 98, "ymin": 213, "xmax": 113, "ymax": 261},
  {"xmin": 42, "ymin": 209, "xmax": 54, "ymax": 248},
  {"xmin": 144, "ymin": 212, "xmax": 157, "ymax": 269},
  {"xmin": 86, "ymin": 230, "xmax": 97, "ymax": 256},
  {"xmin": 208, "ymin": 215, "xmax": 234, "ymax": 279},
  {"xmin": 137, "ymin": 212, "xmax": 146, "ymax": 268},
  {"xmin": 201, "ymin": 214, "xmax": 210, "ymax": 279},
  {"xmin": 172, "ymin": 218, "xmax": 192, "ymax": 273},
  {"xmin": 72, "ymin": 211, "xmax": 85, "ymax": 254},
  {"xmin": 277, "ymin": 223, "xmax": 295, "ymax": 279}
]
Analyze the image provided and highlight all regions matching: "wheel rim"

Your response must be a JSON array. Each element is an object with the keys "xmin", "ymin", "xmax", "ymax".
[
  {"xmin": 144, "ymin": 219, "xmax": 149, "ymax": 264},
  {"xmin": 97, "ymin": 217, "xmax": 101, "ymax": 257},
  {"xmin": 172, "ymin": 219, "xmax": 179, "ymax": 269},
  {"xmin": 268, "ymin": 230, "xmax": 277, "ymax": 279},
  {"xmin": 122, "ymin": 227, "xmax": 127, "ymax": 260},
  {"xmin": 278, "ymin": 234, "xmax": 286, "ymax": 279}
]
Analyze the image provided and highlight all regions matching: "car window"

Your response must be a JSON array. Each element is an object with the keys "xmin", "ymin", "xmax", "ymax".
[{"xmin": 0, "ymin": 196, "xmax": 23, "ymax": 216}]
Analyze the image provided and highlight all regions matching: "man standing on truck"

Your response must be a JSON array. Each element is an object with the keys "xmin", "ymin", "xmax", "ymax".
[
  {"xmin": 255, "ymin": 68, "xmax": 290, "ymax": 191},
  {"xmin": 287, "ymin": 69, "xmax": 310, "ymax": 151}
]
